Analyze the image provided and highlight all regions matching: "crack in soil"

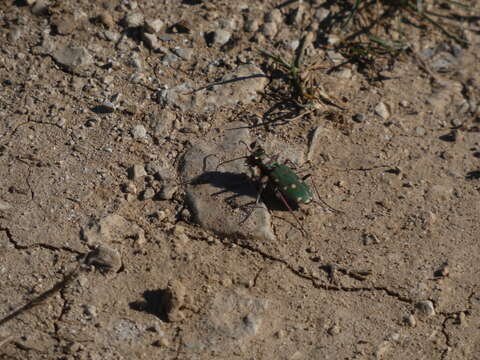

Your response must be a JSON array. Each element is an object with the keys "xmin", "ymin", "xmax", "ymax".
[
  {"xmin": 0, "ymin": 226, "xmax": 82, "ymax": 255},
  {"xmin": 438, "ymin": 291, "xmax": 477, "ymax": 360},
  {"xmin": 226, "ymin": 238, "xmax": 415, "ymax": 304}
]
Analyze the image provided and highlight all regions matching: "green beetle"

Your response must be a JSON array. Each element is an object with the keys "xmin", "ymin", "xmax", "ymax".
[
  {"xmin": 215, "ymin": 141, "xmax": 338, "ymax": 237},
  {"xmin": 245, "ymin": 143, "xmax": 313, "ymax": 207}
]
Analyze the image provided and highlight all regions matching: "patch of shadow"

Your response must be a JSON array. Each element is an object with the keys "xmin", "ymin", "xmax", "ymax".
[
  {"xmin": 190, "ymin": 171, "xmax": 293, "ymax": 211},
  {"xmin": 182, "ymin": 0, "xmax": 203, "ymax": 4},
  {"xmin": 91, "ymin": 105, "xmax": 114, "ymax": 114},
  {"xmin": 13, "ymin": 0, "xmax": 29, "ymax": 7},
  {"xmin": 439, "ymin": 131, "xmax": 457, "ymax": 142},
  {"xmin": 466, "ymin": 170, "xmax": 480, "ymax": 180},
  {"xmin": 473, "ymin": 152, "xmax": 480, "ymax": 159},
  {"xmin": 191, "ymin": 171, "xmax": 255, "ymax": 196},
  {"xmin": 129, "ymin": 289, "xmax": 170, "ymax": 322}
]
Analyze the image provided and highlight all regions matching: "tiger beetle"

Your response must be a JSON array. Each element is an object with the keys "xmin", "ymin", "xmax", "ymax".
[{"xmin": 214, "ymin": 141, "xmax": 342, "ymax": 238}]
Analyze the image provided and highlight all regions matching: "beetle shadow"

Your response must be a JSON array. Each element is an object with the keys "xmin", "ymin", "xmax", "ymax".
[{"xmin": 190, "ymin": 171, "xmax": 294, "ymax": 211}]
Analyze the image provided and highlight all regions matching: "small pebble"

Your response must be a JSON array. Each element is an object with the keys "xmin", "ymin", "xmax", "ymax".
[
  {"xmin": 220, "ymin": 276, "xmax": 232, "ymax": 287},
  {"xmin": 8, "ymin": 26, "xmax": 23, "ymax": 42},
  {"xmin": 142, "ymin": 188, "xmax": 155, "ymax": 200},
  {"xmin": 211, "ymin": 29, "xmax": 231, "ymax": 46},
  {"xmin": 362, "ymin": 233, "xmax": 380, "ymax": 245},
  {"xmin": 152, "ymin": 338, "xmax": 170, "ymax": 347},
  {"xmin": 121, "ymin": 183, "xmax": 137, "ymax": 194},
  {"xmin": 315, "ymin": 8, "xmax": 330, "ymax": 22},
  {"xmin": 83, "ymin": 304, "xmax": 98, "ymax": 318},
  {"xmin": 328, "ymin": 323, "xmax": 341, "ymax": 335},
  {"xmin": 451, "ymin": 118, "xmax": 462, "ymax": 127},
  {"xmin": 53, "ymin": 45, "xmax": 93, "ymax": 72},
  {"xmin": 31, "ymin": 0, "xmax": 49, "ymax": 16},
  {"xmin": 353, "ymin": 113, "xmax": 365, "ymax": 123},
  {"xmin": 243, "ymin": 314, "xmax": 261, "ymax": 335},
  {"xmin": 288, "ymin": 5, "xmax": 304, "ymax": 25},
  {"xmin": 144, "ymin": 18, "xmax": 164, "ymax": 33},
  {"xmin": 261, "ymin": 22, "xmax": 278, "ymax": 38},
  {"xmin": 0, "ymin": 200, "xmax": 12, "ymax": 211},
  {"xmin": 124, "ymin": 12, "xmax": 144, "ymax": 28},
  {"xmin": 403, "ymin": 314, "xmax": 417, "ymax": 327},
  {"xmin": 132, "ymin": 125, "xmax": 147, "ymax": 139},
  {"xmin": 458, "ymin": 312, "xmax": 467, "ymax": 326},
  {"xmin": 180, "ymin": 208, "xmax": 191, "ymax": 221},
  {"xmin": 142, "ymin": 32, "xmax": 159, "ymax": 50},
  {"xmin": 415, "ymin": 300, "xmax": 435, "ymax": 318},
  {"xmin": 99, "ymin": 12, "xmax": 114, "ymax": 28},
  {"xmin": 85, "ymin": 245, "xmax": 122, "ymax": 273},
  {"xmin": 434, "ymin": 262, "xmax": 449, "ymax": 277},
  {"xmin": 244, "ymin": 19, "xmax": 259, "ymax": 32},
  {"xmin": 52, "ymin": 14, "xmax": 76, "ymax": 35},
  {"xmin": 415, "ymin": 127, "xmax": 426, "ymax": 136},
  {"xmin": 145, "ymin": 162, "xmax": 165, "ymax": 175},
  {"xmin": 158, "ymin": 184, "xmax": 178, "ymax": 200},
  {"xmin": 375, "ymin": 102, "xmax": 390, "ymax": 120},
  {"xmin": 129, "ymin": 164, "xmax": 147, "ymax": 179},
  {"xmin": 104, "ymin": 30, "xmax": 120, "ymax": 42},
  {"xmin": 265, "ymin": 9, "xmax": 282, "ymax": 24},
  {"xmin": 172, "ymin": 47, "xmax": 193, "ymax": 61}
]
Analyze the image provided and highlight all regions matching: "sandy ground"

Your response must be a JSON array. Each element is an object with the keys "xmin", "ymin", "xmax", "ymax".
[{"xmin": 1, "ymin": 0, "xmax": 480, "ymax": 359}]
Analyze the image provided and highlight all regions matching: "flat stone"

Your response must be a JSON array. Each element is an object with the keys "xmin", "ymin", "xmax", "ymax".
[
  {"xmin": 81, "ymin": 214, "xmax": 145, "ymax": 246},
  {"xmin": 180, "ymin": 124, "xmax": 275, "ymax": 241},
  {"xmin": 53, "ymin": 45, "xmax": 93, "ymax": 72}
]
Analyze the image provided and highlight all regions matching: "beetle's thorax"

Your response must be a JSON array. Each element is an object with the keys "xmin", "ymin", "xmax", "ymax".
[{"xmin": 252, "ymin": 152, "xmax": 277, "ymax": 171}]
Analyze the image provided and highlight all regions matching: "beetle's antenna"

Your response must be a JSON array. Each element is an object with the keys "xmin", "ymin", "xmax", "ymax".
[
  {"xmin": 238, "ymin": 140, "xmax": 251, "ymax": 152},
  {"xmin": 215, "ymin": 156, "xmax": 249, "ymax": 171},
  {"xmin": 310, "ymin": 179, "xmax": 344, "ymax": 214}
]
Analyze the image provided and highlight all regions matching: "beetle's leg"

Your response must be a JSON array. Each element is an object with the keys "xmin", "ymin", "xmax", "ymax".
[
  {"xmin": 238, "ymin": 176, "xmax": 269, "ymax": 224},
  {"xmin": 274, "ymin": 189, "xmax": 309, "ymax": 239},
  {"xmin": 255, "ymin": 176, "xmax": 269, "ymax": 204}
]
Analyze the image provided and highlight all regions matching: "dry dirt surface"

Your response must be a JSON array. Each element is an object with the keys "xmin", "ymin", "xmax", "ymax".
[{"xmin": 1, "ymin": 0, "xmax": 480, "ymax": 359}]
